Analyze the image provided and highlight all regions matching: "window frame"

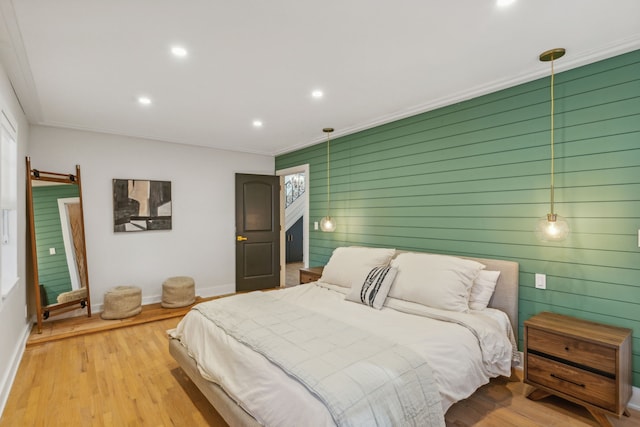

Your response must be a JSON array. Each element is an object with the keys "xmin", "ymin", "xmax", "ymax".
[{"xmin": 1, "ymin": 108, "xmax": 19, "ymax": 303}]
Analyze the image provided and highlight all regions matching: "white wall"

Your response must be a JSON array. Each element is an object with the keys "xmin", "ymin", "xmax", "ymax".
[
  {"xmin": 0, "ymin": 63, "xmax": 31, "ymax": 417},
  {"xmin": 28, "ymin": 125, "xmax": 274, "ymax": 309}
]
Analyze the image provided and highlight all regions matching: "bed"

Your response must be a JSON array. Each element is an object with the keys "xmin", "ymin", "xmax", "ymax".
[{"xmin": 169, "ymin": 248, "xmax": 519, "ymax": 426}]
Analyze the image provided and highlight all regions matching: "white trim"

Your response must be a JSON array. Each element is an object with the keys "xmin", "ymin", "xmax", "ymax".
[
  {"xmin": 0, "ymin": 0, "xmax": 43, "ymax": 123},
  {"xmin": 93, "ymin": 283, "xmax": 235, "ymax": 314},
  {"xmin": 275, "ymin": 38, "xmax": 640, "ymax": 157},
  {"xmin": 0, "ymin": 275, "xmax": 19, "ymax": 301},
  {"xmin": 0, "ymin": 321, "xmax": 31, "ymax": 418},
  {"xmin": 276, "ymin": 164, "xmax": 310, "ymax": 268},
  {"xmin": 0, "ymin": 107, "xmax": 18, "ymax": 301},
  {"xmin": 278, "ymin": 175, "xmax": 285, "ymax": 287},
  {"xmin": 136, "ymin": 283, "xmax": 235, "ymax": 307},
  {"xmin": 47, "ymin": 283, "xmax": 238, "ymax": 320},
  {"xmin": 629, "ymin": 387, "xmax": 640, "ymax": 411}
]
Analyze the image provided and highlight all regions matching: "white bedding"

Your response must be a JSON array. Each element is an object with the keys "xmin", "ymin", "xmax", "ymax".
[{"xmin": 170, "ymin": 282, "xmax": 514, "ymax": 426}]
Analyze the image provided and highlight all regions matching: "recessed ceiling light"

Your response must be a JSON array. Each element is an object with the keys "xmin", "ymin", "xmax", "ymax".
[
  {"xmin": 496, "ymin": 0, "xmax": 515, "ymax": 7},
  {"xmin": 171, "ymin": 46, "xmax": 188, "ymax": 57},
  {"xmin": 311, "ymin": 90, "xmax": 324, "ymax": 99},
  {"xmin": 137, "ymin": 96, "xmax": 152, "ymax": 105},
  {"xmin": 253, "ymin": 120, "xmax": 263, "ymax": 128}
]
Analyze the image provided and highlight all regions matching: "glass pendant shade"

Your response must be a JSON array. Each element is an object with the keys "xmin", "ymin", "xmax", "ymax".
[
  {"xmin": 536, "ymin": 213, "xmax": 569, "ymax": 242},
  {"xmin": 321, "ymin": 127, "xmax": 336, "ymax": 232},
  {"xmin": 320, "ymin": 215, "xmax": 336, "ymax": 232},
  {"xmin": 536, "ymin": 48, "xmax": 569, "ymax": 242}
]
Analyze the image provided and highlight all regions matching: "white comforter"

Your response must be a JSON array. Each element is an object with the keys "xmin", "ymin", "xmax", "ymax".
[{"xmin": 170, "ymin": 282, "xmax": 514, "ymax": 427}]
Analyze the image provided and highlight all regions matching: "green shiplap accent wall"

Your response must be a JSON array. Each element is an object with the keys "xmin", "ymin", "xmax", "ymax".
[
  {"xmin": 32, "ymin": 185, "xmax": 79, "ymax": 305},
  {"xmin": 276, "ymin": 50, "xmax": 640, "ymax": 387}
]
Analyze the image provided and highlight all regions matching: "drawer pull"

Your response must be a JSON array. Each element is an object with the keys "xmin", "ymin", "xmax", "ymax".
[
  {"xmin": 550, "ymin": 373, "xmax": 585, "ymax": 388},
  {"xmin": 564, "ymin": 346, "xmax": 569, "ymax": 351}
]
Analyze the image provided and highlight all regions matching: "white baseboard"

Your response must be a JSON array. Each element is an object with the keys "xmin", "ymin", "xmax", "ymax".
[
  {"xmin": 0, "ymin": 322, "xmax": 32, "ymax": 418},
  {"xmin": 629, "ymin": 387, "xmax": 640, "ymax": 411},
  {"xmin": 196, "ymin": 283, "xmax": 235, "ymax": 299},
  {"xmin": 515, "ymin": 351, "xmax": 640, "ymax": 411},
  {"xmin": 90, "ymin": 283, "xmax": 235, "ymax": 314}
]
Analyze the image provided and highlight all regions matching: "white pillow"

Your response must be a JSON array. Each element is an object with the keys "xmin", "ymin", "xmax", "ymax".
[
  {"xmin": 345, "ymin": 266, "xmax": 398, "ymax": 309},
  {"xmin": 388, "ymin": 252, "xmax": 485, "ymax": 312},
  {"xmin": 469, "ymin": 270, "xmax": 501, "ymax": 310},
  {"xmin": 320, "ymin": 246, "xmax": 395, "ymax": 288}
]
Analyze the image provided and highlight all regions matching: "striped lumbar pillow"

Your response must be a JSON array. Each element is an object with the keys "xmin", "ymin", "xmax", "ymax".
[{"xmin": 345, "ymin": 266, "xmax": 397, "ymax": 309}]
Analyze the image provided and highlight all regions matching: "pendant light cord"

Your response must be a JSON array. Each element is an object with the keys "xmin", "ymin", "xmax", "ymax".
[
  {"xmin": 550, "ymin": 58, "xmax": 555, "ymax": 215},
  {"xmin": 326, "ymin": 131, "xmax": 331, "ymax": 215}
]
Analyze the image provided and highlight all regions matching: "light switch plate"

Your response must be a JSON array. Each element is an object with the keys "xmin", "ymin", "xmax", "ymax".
[
  {"xmin": 638, "ymin": 229, "xmax": 640, "ymax": 247},
  {"xmin": 49, "ymin": 247, "xmax": 56, "ymax": 255},
  {"xmin": 314, "ymin": 221, "xmax": 319, "ymax": 230},
  {"xmin": 535, "ymin": 273, "xmax": 546, "ymax": 289}
]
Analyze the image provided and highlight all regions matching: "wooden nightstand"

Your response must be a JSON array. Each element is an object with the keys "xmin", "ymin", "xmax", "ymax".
[
  {"xmin": 524, "ymin": 312, "xmax": 632, "ymax": 427},
  {"xmin": 299, "ymin": 266, "xmax": 324, "ymax": 284}
]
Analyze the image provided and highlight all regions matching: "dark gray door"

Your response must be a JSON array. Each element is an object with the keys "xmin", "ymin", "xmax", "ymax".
[
  {"xmin": 286, "ymin": 216, "xmax": 303, "ymax": 263},
  {"xmin": 235, "ymin": 173, "xmax": 280, "ymax": 291}
]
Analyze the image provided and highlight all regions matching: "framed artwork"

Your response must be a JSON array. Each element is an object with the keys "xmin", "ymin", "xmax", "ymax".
[{"xmin": 113, "ymin": 179, "xmax": 172, "ymax": 232}]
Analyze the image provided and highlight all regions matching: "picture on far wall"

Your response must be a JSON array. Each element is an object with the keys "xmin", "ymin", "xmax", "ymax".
[{"xmin": 113, "ymin": 179, "xmax": 172, "ymax": 232}]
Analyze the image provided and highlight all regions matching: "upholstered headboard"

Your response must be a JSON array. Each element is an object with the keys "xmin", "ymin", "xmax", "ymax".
[
  {"xmin": 394, "ymin": 251, "xmax": 519, "ymax": 342},
  {"xmin": 461, "ymin": 255, "xmax": 519, "ymax": 341}
]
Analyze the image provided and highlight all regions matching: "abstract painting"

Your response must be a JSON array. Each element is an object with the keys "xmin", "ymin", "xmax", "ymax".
[{"xmin": 113, "ymin": 179, "xmax": 172, "ymax": 232}]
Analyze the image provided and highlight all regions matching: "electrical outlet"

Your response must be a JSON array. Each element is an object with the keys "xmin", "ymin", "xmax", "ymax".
[
  {"xmin": 49, "ymin": 247, "xmax": 56, "ymax": 255},
  {"xmin": 535, "ymin": 273, "xmax": 546, "ymax": 289}
]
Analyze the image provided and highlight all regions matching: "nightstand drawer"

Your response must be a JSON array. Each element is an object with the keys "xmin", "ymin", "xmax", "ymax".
[
  {"xmin": 524, "ymin": 312, "xmax": 632, "ymax": 423},
  {"xmin": 300, "ymin": 271, "xmax": 317, "ymax": 284},
  {"xmin": 299, "ymin": 267, "xmax": 323, "ymax": 284},
  {"xmin": 527, "ymin": 328, "xmax": 616, "ymax": 375},
  {"xmin": 527, "ymin": 354, "xmax": 616, "ymax": 412}
]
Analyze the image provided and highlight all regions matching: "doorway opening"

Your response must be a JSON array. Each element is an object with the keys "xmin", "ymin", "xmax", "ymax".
[
  {"xmin": 58, "ymin": 197, "xmax": 82, "ymax": 290},
  {"xmin": 276, "ymin": 164, "xmax": 309, "ymax": 287}
]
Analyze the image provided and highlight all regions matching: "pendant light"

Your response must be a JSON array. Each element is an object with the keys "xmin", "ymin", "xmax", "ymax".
[
  {"xmin": 536, "ymin": 48, "xmax": 569, "ymax": 242},
  {"xmin": 320, "ymin": 127, "xmax": 336, "ymax": 232}
]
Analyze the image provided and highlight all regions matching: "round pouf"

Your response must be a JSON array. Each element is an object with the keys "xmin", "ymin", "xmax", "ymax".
[
  {"xmin": 101, "ymin": 286, "xmax": 142, "ymax": 320},
  {"xmin": 162, "ymin": 276, "xmax": 195, "ymax": 308}
]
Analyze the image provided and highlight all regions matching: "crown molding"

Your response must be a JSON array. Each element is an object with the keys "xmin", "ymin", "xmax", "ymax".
[{"xmin": 0, "ymin": 0, "xmax": 43, "ymax": 123}]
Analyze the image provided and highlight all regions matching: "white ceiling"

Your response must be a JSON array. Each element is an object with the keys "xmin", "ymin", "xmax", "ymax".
[{"xmin": 1, "ymin": 1, "xmax": 639, "ymax": 156}]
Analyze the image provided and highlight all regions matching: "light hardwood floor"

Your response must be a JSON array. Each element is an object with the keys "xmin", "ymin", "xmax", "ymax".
[
  {"xmin": 25, "ymin": 298, "xmax": 213, "ymax": 346},
  {"xmin": 2, "ymin": 317, "xmax": 638, "ymax": 427},
  {"xmin": 2, "ymin": 318, "xmax": 225, "ymax": 426},
  {"xmin": 285, "ymin": 261, "xmax": 303, "ymax": 287}
]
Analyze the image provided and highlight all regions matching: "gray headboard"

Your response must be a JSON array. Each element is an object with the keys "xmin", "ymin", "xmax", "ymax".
[
  {"xmin": 395, "ymin": 251, "xmax": 519, "ymax": 342},
  {"xmin": 460, "ymin": 254, "xmax": 519, "ymax": 342}
]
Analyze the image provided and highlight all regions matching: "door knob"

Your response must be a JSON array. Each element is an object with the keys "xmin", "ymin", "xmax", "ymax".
[{"xmin": 236, "ymin": 235, "xmax": 248, "ymax": 241}]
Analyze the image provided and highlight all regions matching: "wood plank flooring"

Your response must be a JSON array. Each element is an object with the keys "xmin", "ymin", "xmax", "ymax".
[
  {"xmin": 2, "ymin": 317, "xmax": 639, "ymax": 427},
  {"xmin": 26, "ymin": 284, "xmax": 287, "ymax": 347},
  {"xmin": 26, "ymin": 296, "xmax": 220, "ymax": 346},
  {"xmin": 285, "ymin": 261, "xmax": 303, "ymax": 287},
  {"xmin": 27, "ymin": 262, "xmax": 304, "ymax": 346},
  {"xmin": 3, "ymin": 318, "xmax": 225, "ymax": 426}
]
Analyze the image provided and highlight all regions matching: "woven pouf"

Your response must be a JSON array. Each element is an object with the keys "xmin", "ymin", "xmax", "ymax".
[
  {"xmin": 57, "ymin": 287, "xmax": 87, "ymax": 304},
  {"xmin": 101, "ymin": 286, "xmax": 142, "ymax": 320},
  {"xmin": 161, "ymin": 276, "xmax": 195, "ymax": 308}
]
